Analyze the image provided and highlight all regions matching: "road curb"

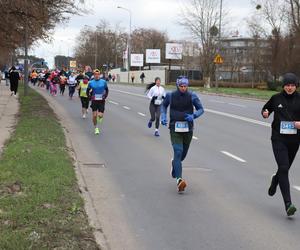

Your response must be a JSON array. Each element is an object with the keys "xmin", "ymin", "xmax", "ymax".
[{"xmin": 32, "ymin": 86, "xmax": 111, "ymax": 250}]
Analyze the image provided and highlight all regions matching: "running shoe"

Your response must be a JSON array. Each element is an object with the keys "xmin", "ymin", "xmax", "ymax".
[
  {"xmin": 82, "ymin": 114, "xmax": 86, "ymax": 119},
  {"xmin": 268, "ymin": 174, "xmax": 278, "ymax": 196},
  {"xmin": 154, "ymin": 131, "xmax": 160, "ymax": 137},
  {"xmin": 94, "ymin": 127, "xmax": 100, "ymax": 135},
  {"xmin": 286, "ymin": 203, "xmax": 297, "ymax": 216},
  {"xmin": 170, "ymin": 159, "xmax": 175, "ymax": 178},
  {"xmin": 148, "ymin": 121, "xmax": 152, "ymax": 128},
  {"xmin": 177, "ymin": 178, "xmax": 187, "ymax": 192}
]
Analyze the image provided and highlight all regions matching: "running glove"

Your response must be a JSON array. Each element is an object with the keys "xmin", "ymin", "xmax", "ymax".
[
  {"xmin": 151, "ymin": 96, "xmax": 158, "ymax": 101},
  {"xmin": 161, "ymin": 119, "xmax": 167, "ymax": 126},
  {"xmin": 184, "ymin": 113, "xmax": 194, "ymax": 122}
]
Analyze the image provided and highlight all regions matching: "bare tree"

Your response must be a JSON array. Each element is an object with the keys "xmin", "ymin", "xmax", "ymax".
[
  {"xmin": 0, "ymin": 0, "xmax": 84, "ymax": 66},
  {"xmin": 179, "ymin": 0, "xmax": 222, "ymax": 82},
  {"xmin": 74, "ymin": 21, "xmax": 128, "ymax": 70},
  {"xmin": 251, "ymin": 0, "xmax": 288, "ymax": 80}
]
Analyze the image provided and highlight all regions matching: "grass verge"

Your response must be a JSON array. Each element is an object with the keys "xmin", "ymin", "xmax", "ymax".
[
  {"xmin": 0, "ymin": 88, "xmax": 100, "ymax": 249},
  {"xmin": 197, "ymin": 87, "xmax": 277, "ymax": 100}
]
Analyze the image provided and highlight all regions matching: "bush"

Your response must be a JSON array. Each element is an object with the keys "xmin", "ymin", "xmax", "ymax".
[{"xmin": 267, "ymin": 80, "xmax": 282, "ymax": 91}]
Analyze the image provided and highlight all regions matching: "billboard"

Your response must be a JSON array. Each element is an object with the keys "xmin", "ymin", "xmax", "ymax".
[
  {"xmin": 165, "ymin": 43, "xmax": 183, "ymax": 60},
  {"xmin": 131, "ymin": 54, "xmax": 144, "ymax": 67},
  {"xmin": 146, "ymin": 49, "xmax": 161, "ymax": 64},
  {"xmin": 69, "ymin": 60, "xmax": 77, "ymax": 68}
]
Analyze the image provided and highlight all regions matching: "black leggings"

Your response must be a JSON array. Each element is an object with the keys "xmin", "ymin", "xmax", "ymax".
[
  {"xmin": 80, "ymin": 97, "xmax": 89, "ymax": 109},
  {"xmin": 272, "ymin": 140, "xmax": 299, "ymax": 205},
  {"xmin": 149, "ymin": 102, "xmax": 161, "ymax": 129}
]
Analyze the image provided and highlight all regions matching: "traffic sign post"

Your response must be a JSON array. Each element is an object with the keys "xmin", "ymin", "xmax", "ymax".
[
  {"xmin": 214, "ymin": 54, "xmax": 223, "ymax": 90},
  {"xmin": 214, "ymin": 54, "xmax": 224, "ymax": 64}
]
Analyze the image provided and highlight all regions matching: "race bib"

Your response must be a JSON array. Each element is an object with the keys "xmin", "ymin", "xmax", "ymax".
[
  {"xmin": 154, "ymin": 99, "xmax": 162, "ymax": 105},
  {"xmin": 280, "ymin": 121, "xmax": 297, "ymax": 134},
  {"xmin": 94, "ymin": 94, "xmax": 103, "ymax": 100},
  {"xmin": 175, "ymin": 121, "xmax": 189, "ymax": 132}
]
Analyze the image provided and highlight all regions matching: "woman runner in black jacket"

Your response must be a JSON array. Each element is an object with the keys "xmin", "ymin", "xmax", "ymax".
[{"xmin": 262, "ymin": 73, "xmax": 300, "ymax": 216}]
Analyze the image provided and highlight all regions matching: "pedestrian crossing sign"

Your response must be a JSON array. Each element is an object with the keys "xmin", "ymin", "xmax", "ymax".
[{"xmin": 214, "ymin": 54, "xmax": 224, "ymax": 64}]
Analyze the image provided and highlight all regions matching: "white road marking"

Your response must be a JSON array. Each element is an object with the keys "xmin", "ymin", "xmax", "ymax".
[
  {"xmin": 110, "ymin": 88, "xmax": 271, "ymax": 127},
  {"xmin": 221, "ymin": 151, "xmax": 246, "ymax": 163},
  {"xmin": 228, "ymin": 103, "xmax": 246, "ymax": 108},
  {"xmin": 192, "ymin": 136, "xmax": 199, "ymax": 140},
  {"xmin": 205, "ymin": 108, "xmax": 270, "ymax": 127},
  {"xmin": 138, "ymin": 112, "xmax": 146, "ymax": 117},
  {"xmin": 293, "ymin": 185, "xmax": 300, "ymax": 191},
  {"xmin": 109, "ymin": 100, "xmax": 119, "ymax": 105},
  {"xmin": 123, "ymin": 106, "xmax": 131, "ymax": 110}
]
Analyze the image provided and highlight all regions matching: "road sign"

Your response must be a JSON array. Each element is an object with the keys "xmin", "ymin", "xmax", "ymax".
[{"xmin": 214, "ymin": 54, "xmax": 224, "ymax": 64}]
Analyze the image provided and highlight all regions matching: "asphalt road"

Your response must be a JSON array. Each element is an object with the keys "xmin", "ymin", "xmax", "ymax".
[{"xmin": 41, "ymin": 84, "xmax": 300, "ymax": 250}]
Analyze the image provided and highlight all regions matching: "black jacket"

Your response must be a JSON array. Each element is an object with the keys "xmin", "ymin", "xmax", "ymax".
[{"xmin": 262, "ymin": 91, "xmax": 300, "ymax": 142}]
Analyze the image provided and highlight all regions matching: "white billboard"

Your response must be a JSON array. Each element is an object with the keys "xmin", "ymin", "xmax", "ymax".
[
  {"xmin": 165, "ymin": 43, "xmax": 183, "ymax": 60},
  {"xmin": 146, "ymin": 49, "xmax": 161, "ymax": 64},
  {"xmin": 131, "ymin": 54, "xmax": 144, "ymax": 67}
]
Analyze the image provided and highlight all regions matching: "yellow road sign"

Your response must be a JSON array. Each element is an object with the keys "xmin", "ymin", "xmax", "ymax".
[{"xmin": 214, "ymin": 54, "xmax": 224, "ymax": 64}]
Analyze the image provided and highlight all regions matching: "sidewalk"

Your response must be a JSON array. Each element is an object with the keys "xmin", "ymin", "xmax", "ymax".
[{"xmin": 0, "ymin": 80, "xmax": 19, "ymax": 155}]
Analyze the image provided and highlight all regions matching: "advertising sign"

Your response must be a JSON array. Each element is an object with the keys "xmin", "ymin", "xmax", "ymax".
[
  {"xmin": 69, "ymin": 60, "xmax": 77, "ymax": 68},
  {"xmin": 146, "ymin": 49, "xmax": 161, "ymax": 64},
  {"xmin": 131, "ymin": 54, "xmax": 144, "ymax": 67},
  {"xmin": 165, "ymin": 43, "xmax": 183, "ymax": 60}
]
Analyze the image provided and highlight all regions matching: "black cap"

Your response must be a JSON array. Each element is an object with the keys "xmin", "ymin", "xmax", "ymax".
[{"xmin": 282, "ymin": 73, "xmax": 299, "ymax": 87}]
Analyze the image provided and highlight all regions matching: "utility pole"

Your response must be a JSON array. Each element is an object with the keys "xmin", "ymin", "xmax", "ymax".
[
  {"xmin": 94, "ymin": 32, "xmax": 98, "ymax": 69},
  {"xmin": 24, "ymin": 0, "xmax": 29, "ymax": 96},
  {"xmin": 215, "ymin": 0, "xmax": 223, "ymax": 90}
]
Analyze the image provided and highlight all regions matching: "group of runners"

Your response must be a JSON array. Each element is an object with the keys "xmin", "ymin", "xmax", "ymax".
[
  {"xmin": 145, "ymin": 72, "xmax": 300, "ymax": 217},
  {"xmin": 28, "ymin": 67, "xmax": 300, "ymax": 216}
]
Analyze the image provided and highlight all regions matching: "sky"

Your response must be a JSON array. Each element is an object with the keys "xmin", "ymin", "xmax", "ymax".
[{"xmin": 31, "ymin": 0, "xmax": 254, "ymax": 68}]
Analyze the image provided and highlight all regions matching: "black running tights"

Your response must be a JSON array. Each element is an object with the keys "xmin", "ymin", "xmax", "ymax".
[{"xmin": 272, "ymin": 140, "xmax": 299, "ymax": 205}]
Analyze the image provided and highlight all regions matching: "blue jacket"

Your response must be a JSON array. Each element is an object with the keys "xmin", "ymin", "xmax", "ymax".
[{"xmin": 161, "ymin": 90, "xmax": 204, "ymax": 131}]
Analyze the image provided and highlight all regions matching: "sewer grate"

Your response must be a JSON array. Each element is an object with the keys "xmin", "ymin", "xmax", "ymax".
[{"xmin": 82, "ymin": 163, "xmax": 106, "ymax": 168}]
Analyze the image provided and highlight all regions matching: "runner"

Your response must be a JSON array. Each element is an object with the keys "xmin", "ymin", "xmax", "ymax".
[
  {"xmin": 77, "ymin": 75, "xmax": 90, "ymax": 118},
  {"xmin": 68, "ymin": 72, "xmax": 77, "ymax": 100},
  {"xmin": 59, "ymin": 74, "xmax": 67, "ymax": 95},
  {"xmin": 145, "ymin": 77, "xmax": 166, "ymax": 136},
  {"xmin": 161, "ymin": 76, "xmax": 204, "ymax": 192},
  {"xmin": 262, "ymin": 72, "xmax": 300, "ymax": 216},
  {"xmin": 86, "ymin": 69, "xmax": 109, "ymax": 135}
]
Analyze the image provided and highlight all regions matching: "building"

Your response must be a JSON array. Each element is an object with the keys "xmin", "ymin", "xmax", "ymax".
[{"xmin": 218, "ymin": 37, "xmax": 271, "ymax": 82}]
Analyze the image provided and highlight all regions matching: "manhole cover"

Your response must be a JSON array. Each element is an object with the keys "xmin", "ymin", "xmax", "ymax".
[{"xmin": 82, "ymin": 163, "xmax": 106, "ymax": 168}]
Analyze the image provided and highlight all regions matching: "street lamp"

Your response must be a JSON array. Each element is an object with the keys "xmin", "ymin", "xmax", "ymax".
[{"xmin": 117, "ymin": 6, "xmax": 132, "ymax": 83}]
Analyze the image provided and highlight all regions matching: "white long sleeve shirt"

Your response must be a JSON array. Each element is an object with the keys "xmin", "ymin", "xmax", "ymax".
[{"xmin": 147, "ymin": 85, "xmax": 166, "ymax": 100}]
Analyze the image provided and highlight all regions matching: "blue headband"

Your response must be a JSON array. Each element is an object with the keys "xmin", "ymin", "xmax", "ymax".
[{"xmin": 176, "ymin": 76, "xmax": 189, "ymax": 86}]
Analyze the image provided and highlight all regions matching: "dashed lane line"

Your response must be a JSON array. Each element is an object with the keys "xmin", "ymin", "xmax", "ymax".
[
  {"xmin": 109, "ymin": 100, "xmax": 119, "ymax": 105},
  {"xmin": 192, "ymin": 136, "xmax": 199, "ymax": 140},
  {"xmin": 293, "ymin": 186, "xmax": 300, "ymax": 192},
  {"xmin": 110, "ymin": 89, "xmax": 271, "ymax": 128},
  {"xmin": 138, "ymin": 112, "xmax": 146, "ymax": 117},
  {"xmin": 221, "ymin": 151, "xmax": 247, "ymax": 163},
  {"xmin": 123, "ymin": 106, "xmax": 131, "ymax": 110}
]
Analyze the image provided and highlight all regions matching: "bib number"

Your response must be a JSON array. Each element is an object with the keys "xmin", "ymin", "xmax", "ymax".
[
  {"xmin": 175, "ymin": 121, "xmax": 189, "ymax": 132},
  {"xmin": 280, "ymin": 121, "xmax": 297, "ymax": 134},
  {"xmin": 94, "ymin": 94, "xmax": 103, "ymax": 100},
  {"xmin": 154, "ymin": 99, "xmax": 162, "ymax": 105}
]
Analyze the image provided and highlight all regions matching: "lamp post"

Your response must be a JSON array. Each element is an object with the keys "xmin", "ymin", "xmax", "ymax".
[
  {"xmin": 24, "ymin": 0, "xmax": 29, "ymax": 96},
  {"xmin": 117, "ymin": 6, "xmax": 132, "ymax": 83},
  {"xmin": 215, "ymin": 0, "xmax": 223, "ymax": 90}
]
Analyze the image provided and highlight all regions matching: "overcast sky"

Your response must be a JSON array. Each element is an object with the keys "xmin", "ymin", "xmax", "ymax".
[{"xmin": 32, "ymin": 0, "xmax": 254, "ymax": 68}]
